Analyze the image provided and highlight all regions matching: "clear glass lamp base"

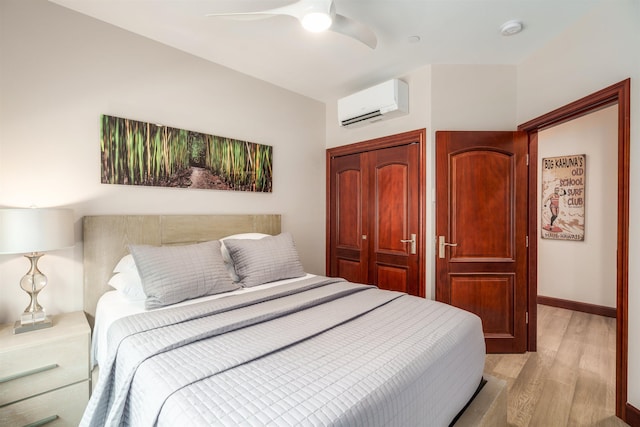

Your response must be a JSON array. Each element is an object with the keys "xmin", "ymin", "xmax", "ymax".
[{"xmin": 13, "ymin": 253, "xmax": 53, "ymax": 334}]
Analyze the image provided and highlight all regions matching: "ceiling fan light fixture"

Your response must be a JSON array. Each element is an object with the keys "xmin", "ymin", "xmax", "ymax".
[{"xmin": 301, "ymin": 12, "xmax": 332, "ymax": 32}]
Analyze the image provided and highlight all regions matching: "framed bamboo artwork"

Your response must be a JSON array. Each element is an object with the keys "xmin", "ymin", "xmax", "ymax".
[
  {"xmin": 100, "ymin": 114, "xmax": 273, "ymax": 192},
  {"xmin": 541, "ymin": 154, "xmax": 586, "ymax": 241}
]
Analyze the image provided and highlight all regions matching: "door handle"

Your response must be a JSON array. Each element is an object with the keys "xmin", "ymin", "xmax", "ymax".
[
  {"xmin": 438, "ymin": 236, "xmax": 458, "ymax": 258},
  {"xmin": 401, "ymin": 234, "xmax": 416, "ymax": 254}
]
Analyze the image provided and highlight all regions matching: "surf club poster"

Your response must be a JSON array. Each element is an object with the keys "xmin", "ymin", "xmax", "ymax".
[{"xmin": 541, "ymin": 154, "xmax": 586, "ymax": 241}]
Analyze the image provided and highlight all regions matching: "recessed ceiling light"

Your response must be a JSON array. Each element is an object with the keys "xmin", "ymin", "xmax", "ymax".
[{"xmin": 500, "ymin": 20, "xmax": 523, "ymax": 36}]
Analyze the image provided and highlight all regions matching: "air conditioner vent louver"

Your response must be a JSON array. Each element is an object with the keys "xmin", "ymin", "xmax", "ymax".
[
  {"xmin": 340, "ymin": 110, "xmax": 383, "ymax": 126},
  {"xmin": 338, "ymin": 79, "xmax": 408, "ymax": 128}
]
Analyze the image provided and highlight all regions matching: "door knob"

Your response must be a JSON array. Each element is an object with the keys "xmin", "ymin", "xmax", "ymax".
[
  {"xmin": 401, "ymin": 234, "xmax": 416, "ymax": 254},
  {"xmin": 438, "ymin": 236, "xmax": 458, "ymax": 258}
]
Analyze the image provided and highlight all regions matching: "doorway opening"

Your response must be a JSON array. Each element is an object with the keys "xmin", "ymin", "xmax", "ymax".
[
  {"xmin": 518, "ymin": 79, "xmax": 630, "ymax": 421},
  {"xmin": 537, "ymin": 105, "xmax": 617, "ymax": 312}
]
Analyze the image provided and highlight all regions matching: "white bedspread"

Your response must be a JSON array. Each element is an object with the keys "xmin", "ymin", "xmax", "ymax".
[
  {"xmin": 87, "ymin": 276, "xmax": 486, "ymax": 427},
  {"xmin": 92, "ymin": 274, "xmax": 316, "ymax": 367}
]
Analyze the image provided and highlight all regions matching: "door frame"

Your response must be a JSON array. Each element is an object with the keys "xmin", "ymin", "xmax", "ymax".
[
  {"xmin": 325, "ymin": 128, "xmax": 427, "ymax": 297},
  {"xmin": 518, "ymin": 79, "xmax": 630, "ymax": 421}
]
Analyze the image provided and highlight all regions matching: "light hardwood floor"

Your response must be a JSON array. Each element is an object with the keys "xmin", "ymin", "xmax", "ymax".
[{"xmin": 484, "ymin": 304, "xmax": 628, "ymax": 427}]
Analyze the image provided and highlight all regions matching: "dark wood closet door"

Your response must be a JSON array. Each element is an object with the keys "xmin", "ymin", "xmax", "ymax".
[
  {"xmin": 328, "ymin": 152, "xmax": 369, "ymax": 284},
  {"xmin": 369, "ymin": 143, "xmax": 420, "ymax": 295},
  {"xmin": 327, "ymin": 129, "xmax": 425, "ymax": 297}
]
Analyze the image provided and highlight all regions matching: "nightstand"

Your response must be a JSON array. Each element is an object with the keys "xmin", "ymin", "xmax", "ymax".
[{"xmin": 0, "ymin": 311, "xmax": 90, "ymax": 426}]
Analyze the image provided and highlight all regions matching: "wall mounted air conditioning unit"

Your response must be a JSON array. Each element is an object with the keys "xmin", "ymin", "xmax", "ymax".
[{"xmin": 338, "ymin": 78, "xmax": 409, "ymax": 128}]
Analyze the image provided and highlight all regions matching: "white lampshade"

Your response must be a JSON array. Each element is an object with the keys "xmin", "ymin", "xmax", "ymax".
[{"xmin": 0, "ymin": 208, "xmax": 75, "ymax": 254}]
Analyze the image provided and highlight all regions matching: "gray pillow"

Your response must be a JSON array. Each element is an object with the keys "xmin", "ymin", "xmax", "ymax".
[
  {"xmin": 129, "ymin": 240, "xmax": 240, "ymax": 309},
  {"xmin": 224, "ymin": 232, "xmax": 305, "ymax": 288}
]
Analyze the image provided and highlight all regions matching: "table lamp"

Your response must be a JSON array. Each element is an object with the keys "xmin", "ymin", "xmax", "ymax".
[{"xmin": 0, "ymin": 208, "xmax": 74, "ymax": 334}]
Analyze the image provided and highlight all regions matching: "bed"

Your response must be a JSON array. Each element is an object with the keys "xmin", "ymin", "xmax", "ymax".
[{"xmin": 81, "ymin": 214, "xmax": 506, "ymax": 427}]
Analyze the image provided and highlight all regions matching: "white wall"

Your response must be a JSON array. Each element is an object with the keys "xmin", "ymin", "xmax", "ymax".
[
  {"xmin": 430, "ymin": 64, "xmax": 517, "ymax": 132},
  {"xmin": 516, "ymin": 0, "xmax": 640, "ymax": 410},
  {"xmin": 537, "ymin": 105, "xmax": 618, "ymax": 308},
  {"xmin": 0, "ymin": 0, "xmax": 326, "ymax": 324}
]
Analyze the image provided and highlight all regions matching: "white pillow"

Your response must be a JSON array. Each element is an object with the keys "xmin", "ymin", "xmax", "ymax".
[
  {"xmin": 107, "ymin": 270, "xmax": 147, "ymax": 301},
  {"xmin": 113, "ymin": 254, "xmax": 136, "ymax": 273},
  {"xmin": 220, "ymin": 233, "xmax": 269, "ymax": 281}
]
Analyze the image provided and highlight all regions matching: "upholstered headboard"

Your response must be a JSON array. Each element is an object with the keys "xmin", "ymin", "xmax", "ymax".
[{"xmin": 82, "ymin": 214, "xmax": 281, "ymax": 327}]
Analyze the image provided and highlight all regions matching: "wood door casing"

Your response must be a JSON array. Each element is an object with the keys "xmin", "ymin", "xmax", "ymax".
[
  {"xmin": 436, "ymin": 131, "xmax": 528, "ymax": 353},
  {"xmin": 518, "ymin": 79, "xmax": 630, "ymax": 420},
  {"xmin": 327, "ymin": 129, "xmax": 426, "ymax": 297}
]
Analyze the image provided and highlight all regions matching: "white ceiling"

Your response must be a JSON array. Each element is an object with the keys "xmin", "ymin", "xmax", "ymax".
[{"xmin": 49, "ymin": 0, "xmax": 602, "ymax": 103}]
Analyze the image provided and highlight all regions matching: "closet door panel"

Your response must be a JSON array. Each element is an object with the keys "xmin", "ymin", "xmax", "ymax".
[
  {"xmin": 370, "ymin": 143, "xmax": 420, "ymax": 295},
  {"xmin": 374, "ymin": 163, "xmax": 407, "ymax": 254},
  {"xmin": 376, "ymin": 264, "xmax": 408, "ymax": 293},
  {"xmin": 329, "ymin": 153, "xmax": 369, "ymax": 284}
]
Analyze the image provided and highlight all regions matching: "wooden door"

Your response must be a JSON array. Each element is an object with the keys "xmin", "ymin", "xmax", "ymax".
[
  {"xmin": 328, "ymin": 152, "xmax": 369, "ymax": 284},
  {"xmin": 435, "ymin": 131, "xmax": 528, "ymax": 353},
  {"xmin": 369, "ymin": 143, "xmax": 421, "ymax": 296},
  {"xmin": 327, "ymin": 129, "xmax": 425, "ymax": 297}
]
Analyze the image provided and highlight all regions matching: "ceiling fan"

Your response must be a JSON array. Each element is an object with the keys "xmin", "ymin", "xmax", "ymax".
[{"xmin": 206, "ymin": 0, "xmax": 377, "ymax": 49}]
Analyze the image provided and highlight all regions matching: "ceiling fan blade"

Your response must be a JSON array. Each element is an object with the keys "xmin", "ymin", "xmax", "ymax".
[
  {"xmin": 204, "ymin": 12, "xmax": 278, "ymax": 21},
  {"xmin": 206, "ymin": 1, "xmax": 377, "ymax": 49},
  {"xmin": 206, "ymin": 1, "xmax": 309, "ymax": 20},
  {"xmin": 331, "ymin": 14, "xmax": 377, "ymax": 49}
]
